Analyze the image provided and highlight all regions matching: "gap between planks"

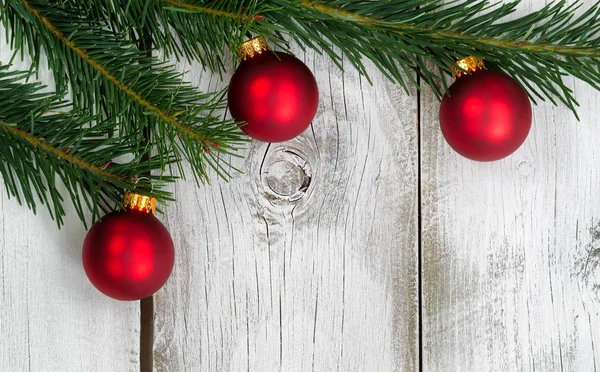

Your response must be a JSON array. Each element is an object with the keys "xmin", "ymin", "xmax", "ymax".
[
  {"xmin": 416, "ymin": 73, "xmax": 424, "ymax": 372},
  {"xmin": 139, "ymin": 35, "xmax": 155, "ymax": 372},
  {"xmin": 136, "ymin": 50, "xmax": 427, "ymax": 372}
]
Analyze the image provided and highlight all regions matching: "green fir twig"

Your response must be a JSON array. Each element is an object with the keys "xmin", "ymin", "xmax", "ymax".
[{"xmin": 0, "ymin": 66, "xmax": 174, "ymax": 227}]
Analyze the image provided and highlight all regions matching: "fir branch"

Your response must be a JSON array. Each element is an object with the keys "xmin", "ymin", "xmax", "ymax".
[
  {"xmin": 2, "ymin": 0, "xmax": 247, "ymax": 182},
  {"xmin": 1, "ymin": 124, "xmax": 131, "ymax": 186},
  {"xmin": 20, "ymin": 0, "xmax": 215, "ymax": 145},
  {"xmin": 155, "ymin": 0, "xmax": 600, "ymax": 115},
  {"xmin": 0, "ymin": 66, "xmax": 174, "ymax": 227},
  {"xmin": 62, "ymin": 0, "xmax": 265, "ymax": 70},
  {"xmin": 155, "ymin": 0, "xmax": 267, "ymax": 67},
  {"xmin": 292, "ymin": 0, "xmax": 600, "ymax": 106}
]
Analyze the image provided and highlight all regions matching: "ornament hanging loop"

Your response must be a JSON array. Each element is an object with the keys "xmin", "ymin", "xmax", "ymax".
[{"xmin": 133, "ymin": 176, "xmax": 154, "ymax": 193}]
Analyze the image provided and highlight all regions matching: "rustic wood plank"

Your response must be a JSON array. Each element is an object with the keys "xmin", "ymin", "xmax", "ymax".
[
  {"xmin": 153, "ymin": 45, "xmax": 420, "ymax": 371},
  {"xmin": 0, "ymin": 32, "xmax": 140, "ymax": 372},
  {"xmin": 421, "ymin": 1, "xmax": 600, "ymax": 371}
]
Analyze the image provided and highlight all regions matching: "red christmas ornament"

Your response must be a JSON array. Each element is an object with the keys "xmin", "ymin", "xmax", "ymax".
[
  {"xmin": 439, "ymin": 56, "xmax": 532, "ymax": 161},
  {"xmin": 228, "ymin": 37, "xmax": 319, "ymax": 142},
  {"xmin": 82, "ymin": 192, "xmax": 174, "ymax": 301}
]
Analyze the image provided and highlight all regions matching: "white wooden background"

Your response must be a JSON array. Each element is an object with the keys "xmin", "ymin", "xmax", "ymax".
[{"xmin": 1, "ymin": 1, "xmax": 599, "ymax": 371}]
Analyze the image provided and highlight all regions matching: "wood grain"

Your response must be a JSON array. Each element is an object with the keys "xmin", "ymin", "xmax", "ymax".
[
  {"xmin": 0, "ymin": 31, "xmax": 140, "ymax": 372},
  {"xmin": 4, "ymin": 2, "xmax": 600, "ymax": 370},
  {"xmin": 420, "ymin": 1, "xmax": 600, "ymax": 371},
  {"xmin": 153, "ymin": 45, "xmax": 420, "ymax": 371}
]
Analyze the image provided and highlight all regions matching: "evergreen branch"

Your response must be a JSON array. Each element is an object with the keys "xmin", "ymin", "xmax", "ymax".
[
  {"xmin": 3, "ymin": 0, "xmax": 247, "ymax": 181},
  {"xmin": 59, "ymin": 0, "xmax": 264, "ymax": 69},
  {"xmin": 262, "ymin": 0, "xmax": 600, "ymax": 113},
  {"xmin": 18, "ymin": 0, "xmax": 215, "ymax": 146},
  {"xmin": 0, "ymin": 124, "xmax": 130, "ymax": 185},
  {"xmin": 302, "ymin": 0, "xmax": 600, "ymax": 57},
  {"xmin": 153, "ymin": 0, "xmax": 600, "ymax": 115},
  {"xmin": 155, "ymin": 0, "xmax": 265, "ymax": 69},
  {"xmin": 0, "ymin": 66, "xmax": 174, "ymax": 227}
]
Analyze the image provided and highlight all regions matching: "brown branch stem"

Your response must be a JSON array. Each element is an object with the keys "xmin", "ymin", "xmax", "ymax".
[{"xmin": 161, "ymin": 0, "xmax": 260, "ymax": 20}]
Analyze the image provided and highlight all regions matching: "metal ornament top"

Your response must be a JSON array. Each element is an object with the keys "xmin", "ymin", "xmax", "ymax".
[
  {"xmin": 122, "ymin": 192, "xmax": 156, "ymax": 214},
  {"xmin": 451, "ymin": 56, "xmax": 486, "ymax": 79},
  {"xmin": 236, "ymin": 36, "xmax": 270, "ymax": 61}
]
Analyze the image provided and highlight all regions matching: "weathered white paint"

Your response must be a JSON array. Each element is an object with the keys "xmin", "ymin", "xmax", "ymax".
[
  {"xmin": 0, "ymin": 30, "xmax": 140, "ymax": 372},
  {"xmin": 421, "ymin": 1, "xmax": 600, "ymax": 371},
  {"xmin": 3, "ymin": 1, "xmax": 600, "ymax": 371},
  {"xmin": 153, "ymin": 45, "xmax": 420, "ymax": 371}
]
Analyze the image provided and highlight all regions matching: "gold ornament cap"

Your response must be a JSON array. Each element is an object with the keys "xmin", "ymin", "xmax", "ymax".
[
  {"xmin": 451, "ymin": 56, "xmax": 486, "ymax": 79},
  {"xmin": 236, "ymin": 36, "xmax": 270, "ymax": 61},
  {"xmin": 122, "ymin": 192, "xmax": 156, "ymax": 215}
]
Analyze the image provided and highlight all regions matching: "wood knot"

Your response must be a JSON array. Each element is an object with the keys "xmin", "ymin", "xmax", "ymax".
[
  {"xmin": 261, "ymin": 147, "xmax": 311, "ymax": 203},
  {"xmin": 517, "ymin": 160, "xmax": 532, "ymax": 177}
]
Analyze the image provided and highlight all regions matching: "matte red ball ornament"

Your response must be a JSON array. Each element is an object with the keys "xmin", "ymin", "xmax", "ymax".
[
  {"xmin": 439, "ymin": 56, "xmax": 532, "ymax": 161},
  {"xmin": 82, "ymin": 192, "xmax": 174, "ymax": 301},
  {"xmin": 228, "ymin": 37, "xmax": 319, "ymax": 142}
]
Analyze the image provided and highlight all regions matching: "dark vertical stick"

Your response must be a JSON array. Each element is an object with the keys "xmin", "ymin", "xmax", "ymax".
[
  {"xmin": 140, "ymin": 296, "xmax": 155, "ymax": 372},
  {"xmin": 138, "ymin": 33, "xmax": 155, "ymax": 372}
]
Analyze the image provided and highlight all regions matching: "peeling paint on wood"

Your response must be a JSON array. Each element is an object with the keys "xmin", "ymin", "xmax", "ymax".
[{"xmin": 3, "ymin": 1, "xmax": 600, "ymax": 371}]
